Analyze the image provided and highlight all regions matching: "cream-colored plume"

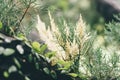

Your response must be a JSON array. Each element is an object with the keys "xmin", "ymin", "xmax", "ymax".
[
  {"xmin": 35, "ymin": 13, "xmax": 90, "ymax": 61},
  {"xmin": 36, "ymin": 14, "xmax": 66, "ymax": 60}
]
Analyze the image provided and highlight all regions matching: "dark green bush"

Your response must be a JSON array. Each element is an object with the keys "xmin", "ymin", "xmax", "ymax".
[{"xmin": 0, "ymin": 33, "xmax": 82, "ymax": 80}]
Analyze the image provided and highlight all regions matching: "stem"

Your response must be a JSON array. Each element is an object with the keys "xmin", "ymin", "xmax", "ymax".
[{"xmin": 18, "ymin": 1, "xmax": 32, "ymax": 27}]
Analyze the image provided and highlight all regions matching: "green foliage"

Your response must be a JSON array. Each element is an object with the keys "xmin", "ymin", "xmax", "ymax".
[
  {"xmin": 32, "ymin": 41, "xmax": 48, "ymax": 54},
  {"xmin": 1, "ymin": 0, "xmax": 120, "ymax": 79},
  {"xmin": 45, "ymin": 52, "xmax": 56, "ymax": 59},
  {"xmin": 68, "ymin": 73, "xmax": 78, "ymax": 77},
  {"xmin": 58, "ymin": 60, "xmax": 72, "ymax": 70},
  {"xmin": 3, "ymin": 48, "xmax": 15, "ymax": 56},
  {"xmin": 81, "ymin": 17, "xmax": 120, "ymax": 79},
  {"xmin": 0, "ymin": 0, "xmax": 37, "ymax": 36},
  {"xmin": 105, "ymin": 21, "xmax": 120, "ymax": 45},
  {"xmin": 43, "ymin": 12, "xmax": 120, "ymax": 80},
  {"xmin": 43, "ymin": 67, "xmax": 50, "ymax": 74},
  {"xmin": 3, "ymin": 71, "xmax": 9, "ymax": 78},
  {"xmin": 84, "ymin": 49, "xmax": 120, "ymax": 80},
  {"xmin": 0, "ymin": 47, "xmax": 15, "ymax": 56},
  {"xmin": 0, "ymin": 21, "xmax": 2, "ymax": 29},
  {"xmin": 31, "ymin": 41, "xmax": 41, "ymax": 51},
  {"xmin": 0, "ymin": 34, "xmax": 78, "ymax": 80}
]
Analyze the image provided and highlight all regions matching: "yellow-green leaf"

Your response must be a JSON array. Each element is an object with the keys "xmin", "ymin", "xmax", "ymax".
[
  {"xmin": 3, "ymin": 71, "xmax": 9, "ymax": 78},
  {"xmin": 45, "ymin": 51, "xmax": 56, "ymax": 58},
  {"xmin": 0, "ymin": 21, "xmax": 2, "ymax": 29},
  {"xmin": 39, "ymin": 44, "xmax": 47, "ymax": 54},
  {"xmin": 31, "ymin": 41, "xmax": 41, "ymax": 52},
  {"xmin": 68, "ymin": 73, "xmax": 78, "ymax": 77}
]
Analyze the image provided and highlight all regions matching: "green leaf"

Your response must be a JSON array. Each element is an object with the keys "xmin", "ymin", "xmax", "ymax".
[
  {"xmin": 43, "ymin": 67, "xmax": 50, "ymax": 74},
  {"xmin": 68, "ymin": 73, "xmax": 78, "ymax": 77},
  {"xmin": 58, "ymin": 60, "xmax": 71, "ymax": 70},
  {"xmin": 13, "ymin": 58, "xmax": 21, "ymax": 68},
  {"xmin": 31, "ymin": 41, "xmax": 41, "ymax": 52},
  {"xmin": 3, "ymin": 48, "xmax": 15, "ymax": 56},
  {"xmin": 51, "ymin": 70, "xmax": 57, "ymax": 79},
  {"xmin": 0, "ymin": 21, "xmax": 2, "ymax": 29},
  {"xmin": 39, "ymin": 44, "xmax": 47, "ymax": 54},
  {"xmin": 0, "ymin": 47, "xmax": 5, "ymax": 55},
  {"xmin": 28, "ymin": 54, "xmax": 33, "ymax": 62},
  {"xmin": 25, "ymin": 76, "xmax": 30, "ymax": 80},
  {"xmin": 35, "ymin": 62, "xmax": 39, "ymax": 70},
  {"xmin": 3, "ymin": 71, "xmax": 9, "ymax": 78},
  {"xmin": 8, "ymin": 65, "xmax": 17, "ymax": 73},
  {"xmin": 58, "ymin": 68, "xmax": 68, "ymax": 70},
  {"xmin": 16, "ymin": 33, "xmax": 27, "ymax": 40},
  {"xmin": 58, "ymin": 60, "xmax": 65, "ymax": 63},
  {"xmin": 32, "ymin": 41, "xmax": 40, "ymax": 48},
  {"xmin": 45, "ymin": 51, "xmax": 56, "ymax": 58},
  {"xmin": 64, "ymin": 62, "xmax": 71, "ymax": 69}
]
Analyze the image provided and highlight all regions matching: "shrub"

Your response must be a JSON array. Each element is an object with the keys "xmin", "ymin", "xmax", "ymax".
[
  {"xmin": 0, "ymin": 0, "xmax": 37, "ymax": 36},
  {"xmin": 0, "ymin": 33, "xmax": 80, "ymax": 80},
  {"xmin": 35, "ymin": 12, "xmax": 120, "ymax": 80}
]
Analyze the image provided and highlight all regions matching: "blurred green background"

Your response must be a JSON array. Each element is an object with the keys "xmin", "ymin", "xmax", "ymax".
[{"xmin": 38, "ymin": 0, "xmax": 105, "ymax": 34}]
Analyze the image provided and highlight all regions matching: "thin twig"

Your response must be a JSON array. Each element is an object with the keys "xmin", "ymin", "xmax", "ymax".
[{"xmin": 18, "ymin": 1, "xmax": 32, "ymax": 27}]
